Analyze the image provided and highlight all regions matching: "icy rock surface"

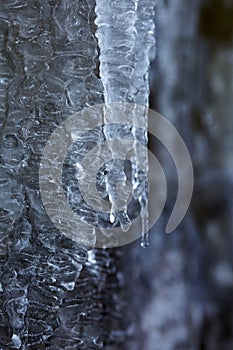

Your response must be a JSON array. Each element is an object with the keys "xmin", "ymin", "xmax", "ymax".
[{"xmin": 0, "ymin": 0, "xmax": 126, "ymax": 348}]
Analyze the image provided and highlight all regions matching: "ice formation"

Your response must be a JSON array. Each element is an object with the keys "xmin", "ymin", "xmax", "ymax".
[
  {"xmin": 95, "ymin": 0, "xmax": 155, "ymax": 247},
  {"xmin": 0, "ymin": 0, "xmax": 155, "ymax": 348}
]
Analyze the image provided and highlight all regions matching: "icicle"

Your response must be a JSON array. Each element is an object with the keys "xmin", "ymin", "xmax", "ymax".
[{"xmin": 95, "ymin": 0, "xmax": 155, "ymax": 246}]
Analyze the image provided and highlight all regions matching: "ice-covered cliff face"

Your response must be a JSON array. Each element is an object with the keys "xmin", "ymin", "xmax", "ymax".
[
  {"xmin": 0, "ymin": 1, "xmax": 109, "ymax": 349},
  {"xmin": 0, "ymin": 0, "xmax": 156, "ymax": 348}
]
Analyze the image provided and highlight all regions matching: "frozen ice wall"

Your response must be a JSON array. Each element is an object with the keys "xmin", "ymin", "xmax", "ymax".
[{"xmin": 0, "ymin": 0, "xmax": 122, "ymax": 349}]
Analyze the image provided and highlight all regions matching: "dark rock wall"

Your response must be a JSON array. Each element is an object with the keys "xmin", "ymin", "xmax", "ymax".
[{"xmin": 121, "ymin": 0, "xmax": 233, "ymax": 349}]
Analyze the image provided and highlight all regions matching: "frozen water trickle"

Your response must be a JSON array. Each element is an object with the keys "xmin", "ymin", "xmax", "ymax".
[{"xmin": 140, "ymin": 206, "xmax": 150, "ymax": 248}]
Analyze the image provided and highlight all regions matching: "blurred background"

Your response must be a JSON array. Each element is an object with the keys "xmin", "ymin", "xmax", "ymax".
[{"xmin": 121, "ymin": 0, "xmax": 233, "ymax": 349}]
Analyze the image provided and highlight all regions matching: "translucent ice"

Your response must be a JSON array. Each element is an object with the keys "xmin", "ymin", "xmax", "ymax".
[
  {"xmin": 95, "ymin": 0, "xmax": 155, "ymax": 245},
  {"xmin": 0, "ymin": 0, "xmax": 155, "ymax": 347}
]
